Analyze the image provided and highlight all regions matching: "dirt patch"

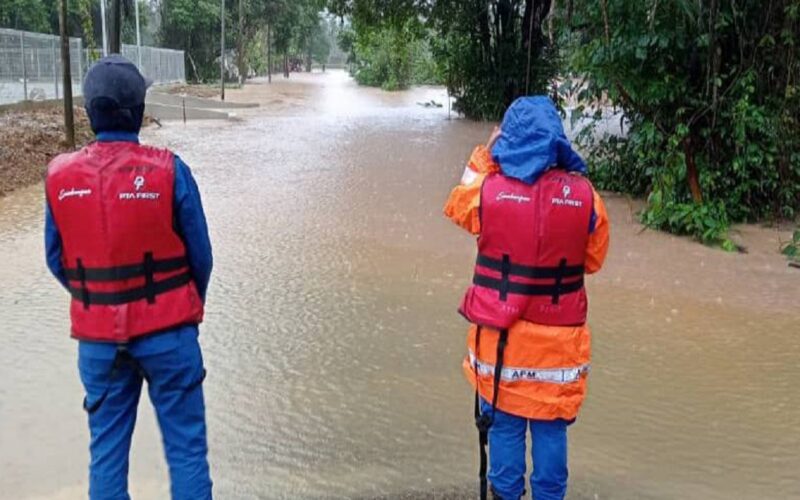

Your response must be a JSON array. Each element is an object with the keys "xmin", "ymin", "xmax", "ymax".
[
  {"xmin": 0, "ymin": 102, "xmax": 161, "ymax": 197},
  {"xmin": 0, "ymin": 104, "xmax": 94, "ymax": 197}
]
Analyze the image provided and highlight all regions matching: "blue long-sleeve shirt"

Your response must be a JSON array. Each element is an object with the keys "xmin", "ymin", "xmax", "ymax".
[{"xmin": 45, "ymin": 131, "xmax": 212, "ymax": 358}]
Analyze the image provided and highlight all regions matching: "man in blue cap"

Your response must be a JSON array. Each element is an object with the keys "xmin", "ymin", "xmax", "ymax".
[{"xmin": 44, "ymin": 54, "xmax": 213, "ymax": 499}]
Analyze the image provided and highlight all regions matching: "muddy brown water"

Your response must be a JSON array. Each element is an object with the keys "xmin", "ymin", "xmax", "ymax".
[{"xmin": 1, "ymin": 71, "xmax": 798, "ymax": 500}]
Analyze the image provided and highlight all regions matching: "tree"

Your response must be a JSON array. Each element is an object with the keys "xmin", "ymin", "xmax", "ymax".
[
  {"xmin": 328, "ymin": 0, "xmax": 434, "ymax": 90},
  {"xmin": 429, "ymin": 0, "xmax": 555, "ymax": 119},
  {"xmin": 59, "ymin": 0, "xmax": 74, "ymax": 147},
  {"xmin": 567, "ymin": 0, "xmax": 800, "ymax": 244},
  {"xmin": 159, "ymin": 0, "xmax": 224, "ymax": 81},
  {"xmin": 329, "ymin": 1, "xmax": 552, "ymax": 100},
  {"xmin": 311, "ymin": 17, "xmax": 331, "ymax": 67},
  {"xmin": 0, "ymin": 0, "xmax": 50, "ymax": 31}
]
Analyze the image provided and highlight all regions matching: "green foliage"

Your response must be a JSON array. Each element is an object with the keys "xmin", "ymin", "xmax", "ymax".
[
  {"xmin": 0, "ymin": 0, "xmax": 103, "ymax": 42},
  {"xmin": 266, "ymin": 0, "xmax": 329, "ymax": 74},
  {"xmin": 329, "ymin": 1, "xmax": 439, "ymax": 90},
  {"xmin": 782, "ymin": 230, "xmax": 800, "ymax": 263},
  {"xmin": 159, "ymin": 0, "xmax": 221, "ymax": 81},
  {"xmin": 410, "ymin": 37, "xmax": 440, "ymax": 85},
  {"xmin": 642, "ymin": 197, "xmax": 733, "ymax": 248},
  {"xmin": 156, "ymin": 0, "xmax": 328, "ymax": 82},
  {"xmin": 0, "ymin": 0, "xmax": 50, "ymax": 32},
  {"xmin": 567, "ymin": 0, "xmax": 800, "ymax": 246},
  {"xmin": 430, "ymin": 0, "xmax": 557, "ymax": 119},
  {"xmin": 349, "ymin": 22, "xmax": 411, "ymax": 90},
  {"xmin": 310, "ymin": 18, "xmax": 331, "ymax": 64}
]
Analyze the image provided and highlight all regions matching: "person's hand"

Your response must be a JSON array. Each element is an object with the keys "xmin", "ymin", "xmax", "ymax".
[{"xmin": 486, "ymin": 126, "xmax": 502, "ymax": 150}]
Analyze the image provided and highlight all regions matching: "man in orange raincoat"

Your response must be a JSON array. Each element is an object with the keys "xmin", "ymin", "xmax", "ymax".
[{"xmin": 444, "ymin": 96, "xmax": 610, "ymax": 500}]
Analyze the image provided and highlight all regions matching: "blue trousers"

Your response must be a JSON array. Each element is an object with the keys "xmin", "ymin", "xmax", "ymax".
[
  {"xmin": 78, "ymin": 331, "xmax": 212, "ymax": 500},
  {"xmin": 481, "ymin": 399, "xmax": 568, "ymax": 500}
]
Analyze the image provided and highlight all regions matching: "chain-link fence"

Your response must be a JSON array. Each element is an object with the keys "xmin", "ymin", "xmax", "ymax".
[{"xmin": 0, "ymin": 28, "xmax": 185, "ymax": 105}]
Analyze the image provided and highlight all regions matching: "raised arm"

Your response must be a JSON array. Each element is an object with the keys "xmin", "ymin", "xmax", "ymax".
[{"xmin": 443, "ymin": 144, "xmax": 500, "ymax": 235}]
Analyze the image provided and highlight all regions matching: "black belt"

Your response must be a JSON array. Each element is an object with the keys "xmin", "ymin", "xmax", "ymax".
[
  {"xmin": 476, "ymin": 254, "xmax": 584, "ymax": 279},
  {"xmin": 472, "ymin": 273, "xmax": 584, "ymax": 296},
  {"xmin": 474, "ymin": 253, "xmax": 584, "ymax": 304},
  {"xmin": 69, "ymin": 271, "xmax": 193, "ymax": 306},
  {"xmin": 65, "ymin": 256, "xmax": 188, "ymax": 282}
]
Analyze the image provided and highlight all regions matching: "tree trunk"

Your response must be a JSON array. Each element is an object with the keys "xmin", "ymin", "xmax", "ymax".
[
  {"xmin": 283, "ymin": 52, "xmax": 289, "ymax": 78},
  {"xmin": 109, "ymin": 0, "xmax": 121, "ymax": 53},
  {"xmin": 523, "ymin": 0, "xmax": 551, "ymax": 95},
  {"xmin": 267, "ymin": 23, "xmax": 272, "ymax": 83},
  {"xmin": 683, "ymin": 136, "xmax": 704, "ymax": 203},
  {"xmin": 59, "ymin": 0, "xmax": 74, "ymax": 148},
  {"xmin": 220, "ymin": 0, "xmax": 225, "ymax": 100},
  {"xmin": 237, "ymin": 0, "xmax": 245, "ymax": 85}
]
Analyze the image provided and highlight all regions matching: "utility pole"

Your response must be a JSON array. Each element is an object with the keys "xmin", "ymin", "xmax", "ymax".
[
  {"xmin": 109, "ymin": 0, "xmax": 121, "ymax": 54},
  {"xmin": 100, "ymin": 0, "xmax": 108, "ymax": 56},
  {"xmin": 135, "ymin": 0, "xmax": 142, "ymax": 68},
  {"xmin": 59, "ymin": 0, "xmax": 75, "ymax": 147},
  {"xmin": 220, "ymin": 0, "xmax": 225, "ymax": 100}
]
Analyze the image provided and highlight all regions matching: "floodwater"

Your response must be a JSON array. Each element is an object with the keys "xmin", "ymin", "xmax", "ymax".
[{"xmin": 1, "ymin": 70, "xmax": 799, "ymax": 499}]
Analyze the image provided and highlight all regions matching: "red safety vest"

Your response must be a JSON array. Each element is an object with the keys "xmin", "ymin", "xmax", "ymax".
[
  {"xmin": 460, "ymin": 169, "xmax": 593, "ymax": 329},
  {"xmin": 46, "ymin": 141, "xmax": 204, "ymax": 342}
]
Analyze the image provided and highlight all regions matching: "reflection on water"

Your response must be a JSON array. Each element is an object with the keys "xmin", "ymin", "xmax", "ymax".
[{"xmin": 1, "ymin": 71, "xmax": 798, "ymax": 499}]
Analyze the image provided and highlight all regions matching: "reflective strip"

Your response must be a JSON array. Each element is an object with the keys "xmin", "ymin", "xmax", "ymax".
[
  {"xmin": 461, "ymin": 165, "xmax": 479, "ymax": 185},
  {"xmin": 468, "ymin": 351, "xmax": 589, "ymax": 384}
]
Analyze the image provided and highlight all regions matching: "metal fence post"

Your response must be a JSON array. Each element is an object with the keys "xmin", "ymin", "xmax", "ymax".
[
  {"xmin": 20, "ymin": 31, "xmax": 28, "ymax": 101},
  {"xmin": 53, "ymin": 38, "xmax": 59, "ymax": 99},
  {"xmin": 77, "ymin": 39, "xmax": 83, "ymax": 91}
]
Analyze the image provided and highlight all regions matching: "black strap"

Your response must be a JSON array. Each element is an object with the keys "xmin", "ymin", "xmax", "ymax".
[
  {"xmin": 474, "ymin": 327, "xmax": 488, "ymax": 500},
  {"xmin": 499, "ymin": 254, "xmax": 510, "ymax": 302},
  {"xmin": 553, "ymin": 258, "xmax": 567, "ymax": 305},
  {"xmin": 65, "ymin": 255, "xmax": 189, "ymax": 282},
  {"xmin": 76, "ymin": 258, "xmax": 90, "ymax": 310},
  {"xmin": 477, "ymin": 254, "xmax": 584, "ymax": 279},
  {"xmin": 143, "ymin": 252, "xmax": 156, "ymax": 304},
  {"xmin": 472, "ymin": 273, "xmax": 584, "ymax": 297},
  {"xmin": 69, "ymin": 271, "xmax": 192, "ymax": 306},
  {"xmin": 111, "ymin": 345, "xmax": 151, "ymax": 383},
  {"xmin": 84, "ymin": 345, "xmax": 150, "ymax": 414},
  {"xmin": 83, "ymin": 346, "xmax": 206, "ymax": 415},
  {"xmin": 475, "ymin": 327, "xmax": 509, "ymax": 500}
]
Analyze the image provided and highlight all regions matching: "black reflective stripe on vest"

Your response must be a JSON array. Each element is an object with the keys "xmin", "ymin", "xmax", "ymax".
[
  {"xmin": 68, "ymin": 271, "xmax": 192, "ymax": 306},
  {"xmin": 476, "ymin": 254, "xmax": 584, "ymax": 279},
  {"xmin": 76, "ymin": 258, "xmax": 90, "ymax": 310},
  {"xmin": 64, "ymin": 256, "xmax": 189, "ymax": 282},
  {"xmin": 472, "ymin": 273, "xmax": 584, "ymax": 297}
]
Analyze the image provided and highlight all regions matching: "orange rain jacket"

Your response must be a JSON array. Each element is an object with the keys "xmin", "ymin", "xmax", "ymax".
[{"xmin": 444, "ymin": 145, "xmax": 610, "ymax": 421}]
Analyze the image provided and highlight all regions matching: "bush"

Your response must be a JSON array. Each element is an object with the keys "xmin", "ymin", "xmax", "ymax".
[
  {"xmin": 567, "ymin": 0, "xmax": 800, "ymax": 246},
  {"xmin": 430, "ymin": 1, "xmax": 557, "ymax": 120},
  {"xmin": 783, "ymin": 230, "xmax": 800, "ymax": 264},
  {"xmin": 349, "ymin": 21, "xmax": 440, "ymax": 90}
]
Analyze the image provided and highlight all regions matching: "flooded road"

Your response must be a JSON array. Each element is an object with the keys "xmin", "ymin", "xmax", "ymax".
[{"xmin": 1, "ymin": 70, "xmax": 799, "ymax": 499}]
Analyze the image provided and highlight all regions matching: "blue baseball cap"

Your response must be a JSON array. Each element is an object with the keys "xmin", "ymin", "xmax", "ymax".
[
  {"xmin": 83, "ymin": 54, "xmax": 152, "ymax": 110},
  {"xmin": 83, "ymin": 55, "xmax": 152, "ymax": 133}
]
